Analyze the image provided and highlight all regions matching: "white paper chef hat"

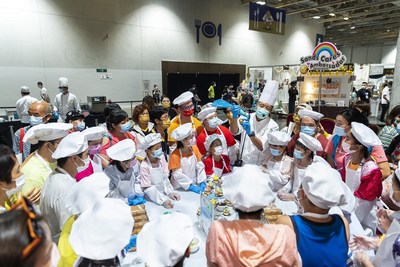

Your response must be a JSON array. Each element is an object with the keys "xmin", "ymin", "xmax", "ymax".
[
  {"xmin": 58, "ymin": 77, "xmax": 69, "ymax": 87},
  {"xmin": 298, "ymin": 133, "xmax": 323, "ymax": 152},
  {"xmin": 20, "ymin": 86, "xmax": 30, "ymax": 93},
  {"xmin": 258, "ymin": 80, "xmax": 279, "ymax": 106},
  {"xmin": 69, "ymin": 198, "xmax": 134, "ymax": 260},
  {"xmin": 23, "ymin": 123, "xmax": 73, "ymax": 144},
  {"xmin": 268, "ymin": 131, "xmax": 291, "ymax": 146},
  {"xmin": 302, "ymin": 162, "xmax": 350, "ymax": 209},
  {"xmin": 298, "ymin": 109, "xmax": 324, "ymax": 121},
  {"xmin": 137, "ymin": 213, "xmax": 194, "ymax": 267},
  {"xmin": 204, "ymin": 134, "xmax": 222, "ymax": 151},
  {"xmin": 171, "ymin": 123, "xmax": 193, "ymax": 141},
  {"xmin": 138, "ymin": 133, "xmax": 162, "ymax": 150},
  {"xmin": 82, "ymin": 126, "xmax": 106, "ymax": 141},
  {"xmin": 198, "ymin": 107, "xmax": 217, "ymax": 122},
  {"xmin": 65, "ymin": 172, "xmax": 110, "ymax": 215},
  {"xmin": 106, "ymin": 139, "xmax": 136, "ymax": 161},
  {"xmin": 173, "ymin": 92, "xmax": 193, "ymax": 106},
  {"xmin": 51, "ymin": 132, "xmax": 88, "ymax": 159},
  {"xmin": 351, "ymin": 122, "xmax": 382, "ymax": 148},
  {"xmin": 222, "ymin": 165, "xmax": 275, "ymax": 212}
]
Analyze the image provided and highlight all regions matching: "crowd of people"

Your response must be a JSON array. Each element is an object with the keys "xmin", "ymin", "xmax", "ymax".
[{"xmin": 1, "ymin": 76, "xmax": 400, "ymax": 267}]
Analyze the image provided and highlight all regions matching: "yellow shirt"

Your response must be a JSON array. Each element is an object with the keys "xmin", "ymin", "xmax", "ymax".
[
  {"xmin": 167, "ymin": 116, "xmax": 203, "ymax": 142},
  {"xmin": 22, "ymin": 155, "xmax": 57, "ymax": 195},
  {"xmin": 58, "ymin": 215, "xmax": 78, "ymax": 267}
]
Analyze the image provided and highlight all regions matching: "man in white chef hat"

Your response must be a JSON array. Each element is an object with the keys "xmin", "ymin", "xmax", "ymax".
[
  {"xmin": 276, "ymin": 162, "xmax": 352, "ymax": 267},
  {"xmin": 58, "ymin": 172, "xmax": 110, "ymax": 267},
  {"xmin": 69, "ymin": 198, "xmax": 134, "ymax": 266},
  {"xmin": 286, "ymin": 108, "xmax": 328, "ymax": 158},
  {"xmin": 263, "ymin": 131, "xmax": 294, "ymax": 193},
  {"xmin": 168, "ymin": 92, "xmax": 203, "ymax": 149},
  {"xmin": 230, "ymin": 80, "xmax": 280, "ymax": 166},
  {"xmin": 21, "ymin": 123, "xmax": 73, "ymax": 201},
  {"xmin": 206, "ymin": 164, "xmax": 301, "ymax": 267},
  {"xmin": 196, "ymin": 106, "xmax": 237, "ymax": 162},
  {"xmin": 40, "ymin": 131, "xmax": 88, "ymax": 242},
  {"xmin": 54, "ymin": 77, "xmax": 81, "ymax": 121},
  {"xmin": 137, "ymin": 213, "xmax": 194, "ymax": 267}
]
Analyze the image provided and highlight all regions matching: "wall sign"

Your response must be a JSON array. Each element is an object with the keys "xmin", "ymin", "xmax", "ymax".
[
  {"xmin": 195, "ymin": 19, "xmax": 222, "ymax": 46},
  {"xmin": 300, "ymin": 42, "xmax": 347, "ymax": 74},
  {"xmin": 249, "ymin": 3, "xmax": 286, "ymax": 35}
]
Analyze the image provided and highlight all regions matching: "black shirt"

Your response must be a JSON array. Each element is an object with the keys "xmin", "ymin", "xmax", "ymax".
[{"xmin": 357, "ymin": 88, "xmax": 372, "ymax": 103}]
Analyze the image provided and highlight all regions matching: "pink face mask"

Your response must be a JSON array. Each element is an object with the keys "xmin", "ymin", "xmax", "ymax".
[{"xmin": 88, "ymin": 144, "xmax": 102, "ymax": 156}]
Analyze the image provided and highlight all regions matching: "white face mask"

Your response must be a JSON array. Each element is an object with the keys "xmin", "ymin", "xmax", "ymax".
[
  {"xmin": 342, "ymin": 141, "xmax": 356, "ymax": 154},
  {"xmin": 2, "ymin": 175, "xmax": 25, "ymax": 197},
  {"xmin": 213, "ymin": 146, "xmax": 223, "ymax": 156},
  {"xmin": 75, "ymin": 156, "xmax": 90, "ymax": 173}
]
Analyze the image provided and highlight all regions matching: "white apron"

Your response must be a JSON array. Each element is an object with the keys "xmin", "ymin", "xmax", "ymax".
[
  {"xmin": 292, "ymin": 166, "xmax": 306, "ymax": 193},
  {"xmin": 212, "ymin": 157, "xmax": 228, "ymax": 178},
  {"xmin": 91, "ymin": 154, "xmax": 104, "ymax": 173},
  {"xmin": 180, "ymin": 148, "xmax": 197, "ymax": 183}
]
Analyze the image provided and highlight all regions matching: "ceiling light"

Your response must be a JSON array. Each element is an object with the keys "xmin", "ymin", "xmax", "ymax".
[
  {"xmin": 387, "ymin": 29, "xmax": 390, "ymax": 32},
  {"xmin": 313, "ymin": 16, "xmax": 321, "ymax": 19},
  {"xmin": 350, "ymin": 26, "xmax": 355, "ymax": 29},
  {"xmin": 343, "ymin": 12, "xmax": 349, "ymax": 20},
  {"xmin": 256, "ymin": 1, "xmax": 266, "ymax": 5},
  {"xmin": 343, "ymin": 17, "xmax": 349, "ymax": 20},
  {"xmin": 329, "ymin": 13, "xmax": 335, "ymax": 16}
]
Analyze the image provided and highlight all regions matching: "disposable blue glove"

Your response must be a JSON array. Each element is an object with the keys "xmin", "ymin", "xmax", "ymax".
[
  {"xmin": 124, "ymin": 235, "xmax": 137, "ymax": 253},
  {"xmin": 127, "ymin": 194, "xmax": 147, "ymax": 206},
  {"xmin": 199, "ymin": 182, "xmax": 207, "ymax": 192},
  {"xmin": 188, "ymin": 184, "xmax": 202, "ymax": 194},
  {"xmin": 241, "ymin": 119, "xmax": 252, "ymax": 135},
  {"xmin": 231, "ymin": 105, "xmax": 241, "ymax": 119},
  {"xmin": 52, "ymin": 111, "xmax": 59, "ymax": 120}
]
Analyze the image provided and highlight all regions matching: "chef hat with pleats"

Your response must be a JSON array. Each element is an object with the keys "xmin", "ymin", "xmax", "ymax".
[
  {"xmin": 302, "ymin": 162, "xmax": 350, "ymax": 210},
  {"xmin": 23, "ymin": 123, "xmax": 73, "ymax": 144},
  {"xmin": 82, "ymin": 126, "xmax": 106, "ymax": 141},
  {"xmin": 138, "ymin": 133, "xmax": 162, "ymax": 150},
  {"xmin": 298, "ymin": 133, "xmax": 323, "ymax": 152},
  {"xmin": 204, "ymin": 134, "xmax": 221, "ymax": 151},
  {"xmin": 298, "ymin": 109, "xmax": 324, "ymax": 121},
  {"xmin": 52, "ymin": 132, "xmax": 88, "ymax": 159},
  {"xmin": 198, "ymin": 106, "xmax": 217, "ymax": 122},
  {"xmin": 222, "ymin": 165, "xmax": 275, "ymax": 212},
  {"xmin": 351, "ymin": 122, "xmax": 382, "ymax": 148},
  {"xmin": 259, "ymin": 80, "xmax": 279, "ymax": 106},
  {"xmin": 173, "ymin": 92, "xmax": 193, "ymax": 106},
  {"xmin": 268, "ymin": 131, "xmax": 291, "ymax": 146},
  {"xmin": 106, "ymin": 139, "xmax": 136, "ymax": 161},
  {"xmin": 171, "ymin": 123, "xmax": 193, "ymax": 141},
  {"xmin": 137, "ymin": 213, "xmax": 194, "ymax": 267}
]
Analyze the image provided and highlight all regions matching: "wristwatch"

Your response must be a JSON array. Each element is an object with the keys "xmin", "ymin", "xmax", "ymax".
[{"xmin": 248, "ymin": 131, "xmax": 255, "ymax": 137}]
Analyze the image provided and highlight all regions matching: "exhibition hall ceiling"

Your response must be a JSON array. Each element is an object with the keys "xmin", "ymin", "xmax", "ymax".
[{"xmin": 243, "ymin": 0, "xmax": 400, "ymax": 47}]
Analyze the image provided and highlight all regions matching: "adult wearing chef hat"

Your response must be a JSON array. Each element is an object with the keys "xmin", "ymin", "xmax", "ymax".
[
  {"xmin": 40, "ymin": 132, "xmax": 88, "ymax": 242},
  {"xmin": 105, "ymin": 138, "xmax": 142, "ymax": 199},
  {"xmin": 276, "ymin": 162, "xmax": 352, "ymax": 267},
  {"xmin": 16, "ymin": 85, "xmax": 38, "ymax": 123},
  {"xmin": 286, "ymin": 109, "xmax": 328, "ymax": 158},
  {"xmin": 69, "ymin": 198, "xmax": 134, "ymax": 266},
  {"xmin": 206, "ymin": 165, "xmax": 301, "ymax": 267},
  {"xmin": 230, "ymin": 80, "xmax": 280, "ymax": 166},
  {"xmin": 169, "ymin": 123, "xmax": 206, "ymax": 194},
  {"xmin": 196, "ymin": 106, "xmax": 237, "ymax": 163},
  {"xmin": 262, "ymin": 131, "xmax": 294, "ymax": 193},
  {"xmin": 54, "ymin": 77, "xmax": 81, "ymax": 121},
  {"xmin": 341, "ymin": 122, "xmax": 383, "ymax": 231},
  {"xmin": 137, "ymin": 213, "xmax": 194, "ymax": 267},
  {"xmin": 58, "ymin": 172, "xmax": 110, "ymax": 267},
  {"xmin": 21, "ymin": 123, "xmax": 72, "ymax": 197},
  {"xmin": 168, "ymin": 92, "xmax": 203, "ymax": 150}
]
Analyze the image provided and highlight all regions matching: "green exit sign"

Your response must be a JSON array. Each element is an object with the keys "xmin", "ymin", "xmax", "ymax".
[{"xmin": 96, "ymin": 69, "xmax": 107, "ymax": 73}]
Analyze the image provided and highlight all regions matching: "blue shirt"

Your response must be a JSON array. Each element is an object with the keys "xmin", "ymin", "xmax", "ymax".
[{"xmin": 290, "ymin": 214, "xmax": 348, "ymax": 267}]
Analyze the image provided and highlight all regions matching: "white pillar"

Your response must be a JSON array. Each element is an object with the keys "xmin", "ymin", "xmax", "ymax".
[{"xmin": 390, "ymin": 30, "xmax": 400, "ymax": 109}]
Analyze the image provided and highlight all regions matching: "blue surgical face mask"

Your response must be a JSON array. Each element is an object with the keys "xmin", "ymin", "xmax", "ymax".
[
  {"xmin": 75, "ymin": 122, "xmax": 85, "ymax": 132},
  {"xmin": 396, "ymin": 124, "xmax": 400, "ymax": 134},
  {"xmin": 300, "ymin": 126, "xmax": 316, "ymax": 136},
  {"xmin": 152, "ymin": 148, "xmax": 163, "ymax": 159},
  {"xmin": 333, "ymin": 125, "xmax": 346, "ymax": 137},
  {"xmin": 208, "ymin": 117, "xmax": 221, "ymax": 129},
  {"xmin": 29, "ymin": 116, "xmax": 43, "ymax": 126},
  {"xmin": 270, "ymin": 148, "xmax": 282, "ymax": 157},
  {"xmin": 119, "ymin": 121, "xmax": 131, "ymax": 133},
  {"xmin": 256, "ymin": 108, "xmax": 269, "ymax": 120},
  {"xmin": 294, "ymin": 149, "xmax": 305, "ymax": 159}
]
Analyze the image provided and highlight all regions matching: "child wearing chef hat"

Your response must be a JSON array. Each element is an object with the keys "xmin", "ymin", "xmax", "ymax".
[
  {"xmin": 169, "ymin": 123, "xmax": 207, "ymax": 194},
  {"xmin": 140, "ymin": 133, "xmax": 180, "ymax": 209},
  {"xmin": 262, "ymin": 131, "xmax": 294, "ymax": 193},
  {"xmin": 203, "ymin": 134, "xmax": 231, "ymax": 179}
]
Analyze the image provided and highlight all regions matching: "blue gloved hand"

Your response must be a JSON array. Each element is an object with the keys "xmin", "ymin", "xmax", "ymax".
[
  {"xmin": 231, "ymin": 105, "xmax": 241, "ymax": 119},
  {"xmin": 52, "ymin": 111, "xmax": 59, "ymax": 120},
  {"xmin": 124, "ymin": 235, "xmax": 137, "ymax": 253},
  {"xmin": 188, "ymin": 184, "xmax": 202, "ymax": 194},
  {"xmin": 127, "ymin": 194, "xmax": 147, "ymax": 206},
  {"xmin": 199, "ymin": 182, "xmax": 207, "ymax": 192},
  {"xmin": 241, "ymin": 119, "xmax": 252, "ymax": 135}
]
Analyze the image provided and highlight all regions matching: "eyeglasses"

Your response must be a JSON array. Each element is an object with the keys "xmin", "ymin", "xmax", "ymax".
[
  {"xmin": 10, "ymin": 197, "xmax": 44, "ymax": 258},
  {"xmin": 180, "ymin": 104, "xmax": 194, "ymax": 111}
]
